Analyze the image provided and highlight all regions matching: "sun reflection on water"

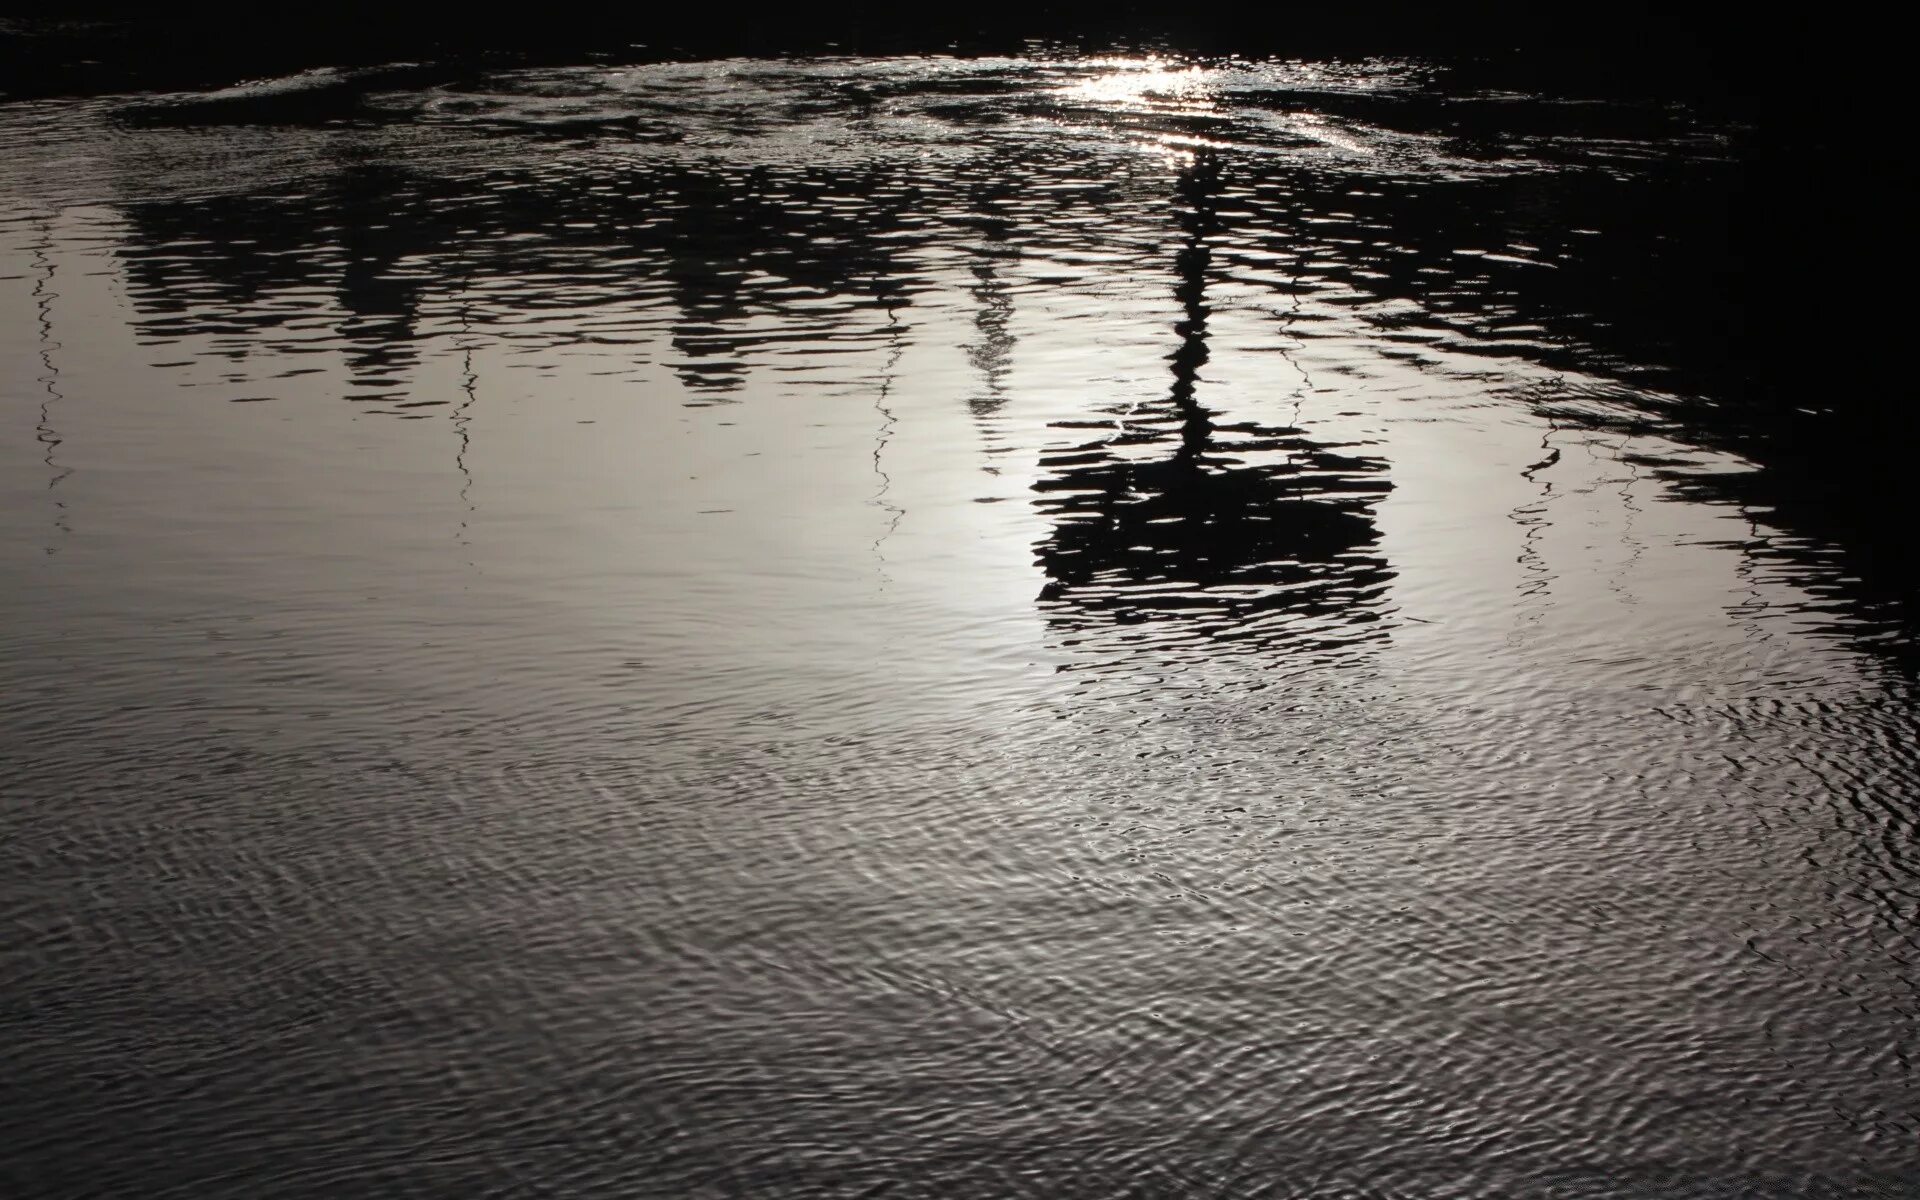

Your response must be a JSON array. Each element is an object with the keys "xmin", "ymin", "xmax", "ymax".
[{"xmin": 1062, "ymin": 59, "xmax": 1219, "ymax": 116}]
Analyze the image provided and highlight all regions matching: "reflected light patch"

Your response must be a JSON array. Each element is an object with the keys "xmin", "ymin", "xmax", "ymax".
[
  {"xmin": 1063, "ymin": 60, "xmax": 1218, "ymax": 116},
  {"xmin": 1279, "ymin": 113, "xmax": 1375, "ymax": 157}
]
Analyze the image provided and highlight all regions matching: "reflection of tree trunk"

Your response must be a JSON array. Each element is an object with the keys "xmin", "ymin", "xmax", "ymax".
[
  {"xmin": 1168, "ymin": 150, "xmax": 1219, "ymax": 466},
  {"xmin": 1030, "ymin": 151, "xmax": 1394, "ymax": 644}
]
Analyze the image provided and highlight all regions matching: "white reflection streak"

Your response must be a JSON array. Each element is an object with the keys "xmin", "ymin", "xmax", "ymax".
[
  {"xmin": 1277, "ymin": 112, "xmax": 1376, "ymax": 157},
  {"xmin": 1063, "ymin": 60, "xmax": 1222, "ymax": 162},
  {"xmin": 1064, "ymin": 62, "xmax": 1216, "ymax": 115},
  {"xmin": 1062, "ymin": 60, "xmax": 1376, "ymax": 160}
]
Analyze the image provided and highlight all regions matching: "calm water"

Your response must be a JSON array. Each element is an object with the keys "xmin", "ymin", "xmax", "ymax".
[{"xmin": 2, "ymin": 54, "xmax": 1915, "ymax": 1198}]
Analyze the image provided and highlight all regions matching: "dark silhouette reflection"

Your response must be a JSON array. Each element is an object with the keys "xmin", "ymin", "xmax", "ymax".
[
  {"xmin": 113, "ymin": 158, "xmax": 940, "ymax": 406},
  {"xmin": 1651, "ymin": 428, "xmax": 1918, "ymax": 672},
  {"xmin": 1031, "ymin": 152, "xmax": 1392, "ymax": 651},
  {"xmin": 332, "ymin": 162, "xmax": 433, "ymax": 407},
  {"xmin": 114, "ymin": 157, "xmax": 455, "ymax": 414},
  {"xmin": 655, "ymin": 171, "xmax": 762, "ymax": 397},
  {"xmin": 88, "ymin": 59, "xmax": 1914, "ymax": 665}
]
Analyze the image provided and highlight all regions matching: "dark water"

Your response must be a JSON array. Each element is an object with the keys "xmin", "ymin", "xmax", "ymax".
[{"xmin": 2, "ymin": 51, "xmax": 1915, "ymax": 1198}]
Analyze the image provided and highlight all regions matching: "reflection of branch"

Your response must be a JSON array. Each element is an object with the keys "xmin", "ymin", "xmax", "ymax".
[
  {"xmin": 31, "ymin": 222, "xmax": 71, "ymax": 551},
  {"xmin": 1508, "ymin": 390, "xmax": 1563, "ymax": 637},
  {"xmin": 1728, "ymin": 506, "xmax": 1775, "ymax": 648},
  {"xmin": 1265, "ymin": 204, "xmax": 1317, "ymax": 493},
  {"xmin": 452, "ymin": 277, "xmax": 479, "ymax": 563},
  {"xmin": 870, "ymin": 293, "xmax": 906, "ymax": 581},
  {"xmin": 1610, "ymin": 428, "xmax": 1645, "ymax": 608}
]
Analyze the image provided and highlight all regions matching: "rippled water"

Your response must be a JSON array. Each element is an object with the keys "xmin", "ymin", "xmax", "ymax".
[{"xmin": 2, "ymin": 53, "xmax": 1916, "ymax": 1198}]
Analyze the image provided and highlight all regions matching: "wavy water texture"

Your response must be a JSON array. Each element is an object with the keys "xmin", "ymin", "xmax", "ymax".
[{"xmin": 0, "ymin": 53, "xmax": 1913, "ymax": 1199}]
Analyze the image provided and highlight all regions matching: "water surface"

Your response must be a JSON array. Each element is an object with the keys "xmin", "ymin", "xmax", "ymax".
[{"xmin": 2, "ymin": 53, "xmax": 1915, "ymax": 1198}]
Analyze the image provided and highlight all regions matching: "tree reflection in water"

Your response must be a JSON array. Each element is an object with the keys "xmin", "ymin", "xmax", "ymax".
[{"xmin": 1030, "ymin": 151, "xmax": 1393, "ymax": 655}]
